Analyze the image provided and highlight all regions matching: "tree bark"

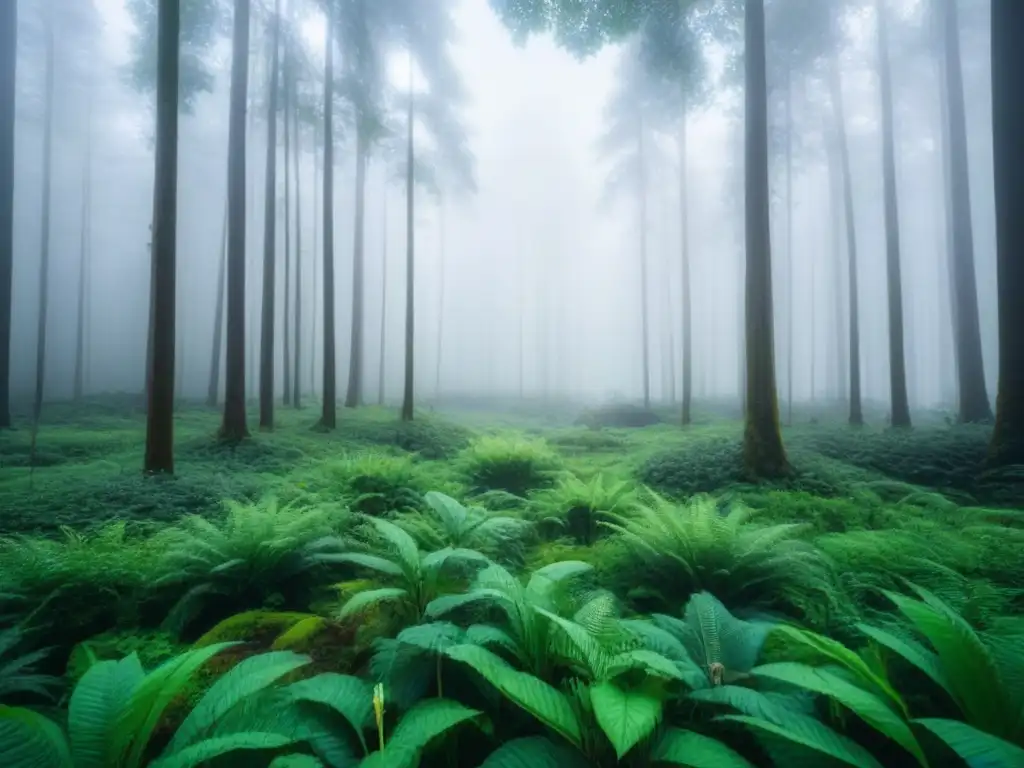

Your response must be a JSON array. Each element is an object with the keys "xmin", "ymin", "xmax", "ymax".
[
  {"xmin": 435, "ymin": 197, "xmax": 446, "ymax": 399},
  {"xmin": 378, "ymin": 187, "xmax": 387, "ymax": 405},
  {"xmin": 345, "ymin": 123, "xmax": 369, "ymax": 408},
  {"xmin": 33, "ymin": 5, "xmax": 55, "ymax": 425},
  {"xmin": 938, "ymin": 0, "xmax": 991, "ymax": 422},
  {"xmin": 876, "ymin": 0, "xmax": 912, "ymax": 428},
  {"xmin": 282, "ymin": 25, "xmax": 292, "ymax": 408},
  {"xmin": 989, "ymin": 0, "xmax": 1024, "ymax": 466},
  {"xmin": 220, "ymin": 0, "xmax": 251, "ymax": 442},
  {"xmin": 74, "ymin": 88, "xmax": 94, "ymax": 402},
  {"xmin": 401, "ymin": 56, "xmax": 415, "ymax": 423},
  {"xmin": 742, "ymin": 0, "xmax": 789, "ymax": 478},
  {"xmin": 258, "ymin": 0, "xmax": 281, "ymax": 430},
  {"xmin": 144, "ymin": 0, "xmax": 180, "ymax": 474},
  {"xmin": 638, "ymin": 112, "xmax": 651, "ymax": 410},
  {"xmin": 311, "ymin": 121, "xmax": 319, "ymax": 398},
  {"xmin": 319, "ymin": 3, "xmax": 337, "ymax": 429},
  {"xmin": 291, "ymin": 42, "xmax": 302, "ymax": 408},
  {"xmin": 829, "ymin": 53, "xmax": 862, "ymax": 425},
  {"xmin": 206, "ymin": 197, "xmax": 228, "ymax": 406},
  {"xmin": 824, "ymin": 118, "xmax": 846, "ymax": 403},
  {"xmin": 784, "ymin": 63, "xmax": 794, "ymax": 426},
  {"xmin": 0, "ymin": 0, "xmax": 14, "ymax": 427},
  {"xmin": 679, "ymin": 99, "xmax": 692, "ymax": 425}
]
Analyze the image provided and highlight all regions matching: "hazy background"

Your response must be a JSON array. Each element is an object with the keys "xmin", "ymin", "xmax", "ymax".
[{"xmin": 5, "ymin": 0, "xmax": 997, "ymax": 414}]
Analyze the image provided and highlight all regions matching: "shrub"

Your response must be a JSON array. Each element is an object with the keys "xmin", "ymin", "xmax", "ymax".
[
  {"xmin": 530, "ymin": 474, "xmax": 637, "ymax": 545},
  {"xmin": 574, "ymin": 403, "xmax": 662, "ymax": 428},
  {"xmin": 600, "ymin": 493, "xmax": 837, "ymax": 622},
  {"xmin": 458, "ymin": 434, "xmax": 562, "ymax": 496},
  {"xmin": 398, "ymin": 491, "xmax": 532, "ymax": 563},
  {"xmin": 310, "ymin": 452, "xmax": 444, "ymax": 517}
]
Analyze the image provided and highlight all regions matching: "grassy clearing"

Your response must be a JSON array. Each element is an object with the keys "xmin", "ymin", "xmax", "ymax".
[{"xmin": 1, "ymin": 396, "xmax": 1021, "ymax": 766}]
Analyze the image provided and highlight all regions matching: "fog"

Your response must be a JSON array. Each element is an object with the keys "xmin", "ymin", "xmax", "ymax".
[{"xmin": 4, "ymin": 0, "xmax": 997, "ymax": 416}]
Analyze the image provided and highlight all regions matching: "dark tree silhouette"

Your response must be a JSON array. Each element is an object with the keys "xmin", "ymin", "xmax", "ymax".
[
  {"xmin": 401, "ymin": 54, "xmax": 416, "ymax": 423},
  {"xmin": 259, "ymin": 0, "xmax": 281, "ymax": 431},
  {"xmin": 33, "ymin": 3, "xmax": 55, "ymax": 426},
  {"xmin": 144, "ymin": 0, "xmax": 181, "ymax": 474},
  {"xmin": 989, "ymin": 0, "xmax": 1024, "ymax": 466},
  {"xmin": 0, "ymin": 0, "xmax": 15, "ymax": 427},
  {"xmin": 220, "ymin": 0, "xmax": 251, "ymax": 442},
  {"xmin": 319, "ymin": 0, "xmax": 337, "ymax": 430}
]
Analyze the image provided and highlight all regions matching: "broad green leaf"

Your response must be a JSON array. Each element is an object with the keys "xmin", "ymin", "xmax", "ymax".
[
  {"xmin": 885, "ymin": 589, "xmax": 1013, "ymax": 737},
  {"xmin": 420, "ymin": 547, "xmax": 490, "ymax": 572},
  {"xmin": 914, "ymin": 718, "xmax": 1024, "ymax": 768},
  {"xmin": 773, "ymin": 625, "xmax": 907, "ymax": 716},
  {"xmin": 331, "ymin": 554, "xmax": 403, "ymax": 577},
  {"xmin": 446, "ymin": 644, "xmax": 582, "ymax": 748},
  {"xmin": 269, "ymin": 756, "xmax": 325, "ymax": 768},
  {"xmin": 150, "ymin": 733, "xmax": 298, "ymax": 768},
  {"xmin": 368, "ymin": 519, "xmax": 422, "ymax": 577},
  {"xmin": 719, "ymin": 714, "xmax": 884, "ymax": 768},
  {"xmin": 605, "ymin": 648, "xmax": 688, "ymax": 682},
  {"xmin": 169, "ymin": 650, "xmax": 311, "ymax": 752},
  {"xmin": 360, "ymin": 698, "xmax": 483, "ymax": 768},
  {"xmin": 856, "ymin": 623, "xmax": 952, "ymax": 701},
  {"xmin": 115, "ymin": 642, "xmax": 238, "ymax": 768},
  {"xmin": 425, "ymin": 589, "xmax": 506, "ymax": 619},
  {"xmin": 68, "ymin": 654, "xmax": 144, "ymax": 768},
  {"xmin": 285, "ymin": 673, "xmax": 375, "ymax": 753},
  {"xmin": 534, "ymin": 607, "xmax": 605, "ymax": 675},
  {"xmin": 0, "ymin": 705, "xmax": 72, "ymax": 768},
  {"xmin": 526, "ymin": 561, "xmax": 593, "ymax": 595},
  {"xmin": 478, "ymin": 735, "xmax": 590, "ymax": 768},
  {"xmin": 424, "ymin": 492, "xmax": 469, "ymax": 530},
  {"xmin": 337, "ymin": 587, "xmax": 409, "ymax": 619},
  {"xmin": 751, "ymin": 662, "xmax": 927, "ymax": 767},
  {"xmin": 590, "ymin": 680, "xmax": 662, "ymax": 759},
  {"xmin": 650, "ymin": 727, "xmax": 756, "ymax": 767}
]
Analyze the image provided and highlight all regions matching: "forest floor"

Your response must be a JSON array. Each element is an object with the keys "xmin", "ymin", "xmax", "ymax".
[{"xmin": 0, "ymin": 394, "xmax": 1022, "ymax": 765}]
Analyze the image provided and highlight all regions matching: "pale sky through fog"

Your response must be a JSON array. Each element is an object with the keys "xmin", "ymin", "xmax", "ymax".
[{"xmin": 6, "ymin": 0, "xmax": 999, "ymax": 412}]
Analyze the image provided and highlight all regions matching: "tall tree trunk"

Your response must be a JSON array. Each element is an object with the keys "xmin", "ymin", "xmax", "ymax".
[
  {"xmin": 742, "ymin": 0, "xmax": 789, "ymax": 478},
  {"xmin": 319, "ymin": 4, "xmax": 337, "ymax": 429},
  {"xmin": 401, "ymin": 56, "xmax": 415, "ymax": 423},
  {"xmin": 258, "ymin": 0, "xmax": 281, "ymax": 430},
  {"xmin": 435, "ymin": 197, "xmax": 445, "ymax": 399},
  {"xmin": 74, "ymin": 89, "xmax": 94, "ymax": 402},
  {"xmin": 989, "ymin": 0, "xmax": 1024, "ymax": 466},
  {"xmin": 207, "ymin": 198, "xmax": 228, "ymax": 406},
  {"xmin": 220, "ymin": 0, "xmax": 251, "ymax": 442},
  {"xmin": 345, "ymin": 124, "xmax": 369, "ymax": 408},
  {"xmin": 378, "ymin": 188, "xmax": 387, "ymax": 406},
  {"xmin": 282, "ymin": 29, "xmax": 292, "ymax": 408},
  {"xmin": 938, "ymin": 0, "xmax": 991, "ymax": 422},
  {"xmin": 830, "ymin": 54, "xmax": 863, "ymax": 425},
  {"xmin": 311, "ymin": 121, "xmax": 319, "ymax": 398},
  {"xmin": 937, "ymin": 67, "xmax": 960, "ymax": 408},
  {"xmin": 784, "ymin": 64, "xmax": 794, "ymax": 426},
  {"xmin": 291, "ymin": 47, "xmax": 302, "ymax": 408},
  {"xmin": 144, "ymin": 0, "xmax": 180, "ymax": 474},
  {"xmin": 638, "ymin": 113, "xmax": 651, "ymax": 409},
  {"xmin": 33, "ymin": 6, "xmax": 55, "ymax": 424},
  {"xmin": 0, "ymin": 0, "xmax": 14, "ymax": 427},
  {"xmin": 876, "ymin": 0, "xmax": 912, "ymax": 428},
  {"xmin": 825, "ymin": 120, "xmax": 846, "ymax": 403},
  {"xmin": 679, "ymin": 100, "xmax": 692, "ymax": 425}
]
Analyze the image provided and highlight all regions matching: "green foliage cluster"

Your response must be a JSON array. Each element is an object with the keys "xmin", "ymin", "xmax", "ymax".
[
  {"xmin": 1, "ymin": 401, "xmax": 1022, "ymax": 765},
  {"xmin": 458, "ymin": 434, "xmax": 563, "ymax": 496}
]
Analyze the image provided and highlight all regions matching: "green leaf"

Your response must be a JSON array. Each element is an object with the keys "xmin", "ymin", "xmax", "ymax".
[
  {"xmin": 114, "ymin": 642, "xmax": 238, "ymax": 768},
  {"xmin": 856, "ymin": 623, "xmax": 952, "ymax": 701},
  {"xmin": 337, "ymin": 587, "xmax": 409, "ymax": 620},
  {"xmin": 420, "ymin": 547, "xmax": 490, "ymax": 572},
  {"xmin": 885, "ymin": 589, "xmax": 1013, "ymax": 737},
  {"xmin": 0, "ymin": 705, "xmax": 72, "ymax": 768},
  {"xmin": 368, "ymin": 518, "xmax": 422, "ymax": 577},
  {"xmin": 425, "ymin": 589, "xmax": 506, "ymax": 619},
  {"xmin": 478, "ymin": 736, "xmax": 590, "ymax": 768},
  {"xmin": 650, "ymin": 727, "xmax": 756, "ymax": 767},
  {"xmin": 446, "ymin": 644, "xmax": 582, "ymax": 748},
  {"xmin": 526, "ymin": 561, "xmax": 593, "ymax": 595},
  {"xmin": 605, "ymin": 649, "xmax": 688, "ymax": 683},
  {"xmin": 360, "ymin": 698, "xmax": 482, "ymax": 768},
  {"xmin": 150, "ymin": 733, "xmax": 298, "ymax": 768},
  {"xmin": 168, "ymin": 650, "xmax": 311, "ymax": 752},
  {"xmin": 751, "ymin": 662, "xmax": 927, "ymax": 767},
  {"xmin": 719, "ymin": 714, "xmax": 884, "ymax": 768},
  {"xmin": 772, "ymin": 626, "xmax": 907, "ymax": 716},
  {"xmin": 590, "ymin": 680, "xmax": 662, "ymax": 759},
  {"xmin": 285, "ymin": 673, "xmax": 375, "ymax": 754},
  {"xmin": 332, "ymin": 554, "xmax": 404, "ymax": 577},
  {"xmin": 914, "ymin": 718, "xmax": 1024, "ymax": 768},
  {"xmin": 68, "ymin": 654, "xmax": 144, "ymax": 768},
  {"xmin": 269, "ymin": 756, "xmax": 325, "ymax": 768}
]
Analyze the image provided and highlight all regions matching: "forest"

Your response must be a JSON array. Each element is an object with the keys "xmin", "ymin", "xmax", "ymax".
[{"xmin": 0, "ymin": 0, "xmax": 1022, "ymax": 766}]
